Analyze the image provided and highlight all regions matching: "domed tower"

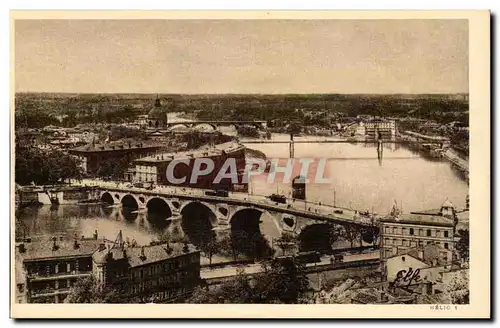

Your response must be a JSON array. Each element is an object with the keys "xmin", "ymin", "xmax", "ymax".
[{"xmin": 148, "ymin": 95, "xmax": 170, "ymax": 129}]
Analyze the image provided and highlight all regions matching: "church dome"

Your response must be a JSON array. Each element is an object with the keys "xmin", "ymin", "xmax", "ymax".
[
  {"xmin": 147, "ymin": 106, "xmax": 169, "ymax": 122},
  {"xmin": 147, "ymin": 96, "xmax": 173, "ymax": 123}
]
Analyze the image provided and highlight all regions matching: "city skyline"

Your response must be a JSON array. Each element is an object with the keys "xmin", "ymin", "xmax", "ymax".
[{"xmin": 15, "ymin": 19, "xmax": 468, "ymax": 94}]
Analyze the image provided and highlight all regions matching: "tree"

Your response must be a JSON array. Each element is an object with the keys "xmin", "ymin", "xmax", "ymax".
[
  {"xmin": 65, "ymin": 276, "xmax": 122, "ymax": 304},
  {"xmin": 188, "ymin": 273, "xmax": 255, "ymax": 304},
  {"xmin": 444, "ymin": 270, "xmax": 469, "ymax": 304},
  {"xmin": 340, "ymin": 225, "xmax": 360, "ymax": 248},
  {"xmin": 188, "ymin": 257, "xmax": 311, "ymax": 304},
  {"xmin": 218, "ymin": 234, "xmax": 239, "ymax": 261},
  {"xmin": 253, "ymin": 257, "xmax": 311, "ymax": 304},
  {"xmin": 456, "ymin": 229, "xmax": 469, "ymax": 261},
  {"xmin": 202, "ymin": 237, "xmax": 219, "ymax": 266}
]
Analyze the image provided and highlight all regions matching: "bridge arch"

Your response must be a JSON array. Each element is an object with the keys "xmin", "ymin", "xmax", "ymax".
[
  {"xmin": 121, "ymin": 194, "xmax": 139, "ymax": 221},
  {"xmin": 168, "ymin": 123, "xmax": 190, "ymax": 131},
  {"xmin": 146, "ymin": 197, "xmax": 173, "ymax": 231},
  {"xmin": 193, "ymin": 123, "xmax": 217, "ymax": 131},
  {"xmin": 230, "ymin": 207, "xmax": 275, "ymax": 259},
  {"xmin": 180, "ymin": 201, "xmax": 217, "ymax": 247},
  {"xmin": 298, "ymin": 223, "xmax": 333, "ymax": 254},
  {"xmin": 101, "ymin": 192, "xmax": 114, "ymax": 205}
]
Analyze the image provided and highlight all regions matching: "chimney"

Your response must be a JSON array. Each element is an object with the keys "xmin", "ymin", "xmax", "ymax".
[
  {"xmin": 18, "ymin": 243, "xmax": 26, "ymax": 253},
  {"xmin": 182, "ymin": 242, "xmax": 190, "ymax": 253},
  {"xmin": 165, "ymin": 242, "xmax": 173, "ymax": 255},
  {"xmin": 378, "ymin": 290, "xmax": 388, "ymax": 303},
  {"xmin": 93, "ymin": 230, "xmax": 98, "ymax": 240},
  {"xmin": 421, "ymin": 282, "xmax": 432, "ymax": 296},
  {"xmin": 52, "ymin": 237, "xmax": 58, "ymax": 251}
]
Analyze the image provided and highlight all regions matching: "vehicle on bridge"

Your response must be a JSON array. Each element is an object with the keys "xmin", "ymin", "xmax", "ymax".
[
  {"xmin": 268, "ymin": 194, "xmax": 287, "ymax": 204},
  {"xmin": 132, "ymin": 182, "xmax": 154, "ymax": 190},
  {"xmin": 204, "ymin": 189, "xmax": 229, "ymax": 197}
]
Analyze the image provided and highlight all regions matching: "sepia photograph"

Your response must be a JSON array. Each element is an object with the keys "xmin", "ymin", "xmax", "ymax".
[{"xmin": 10, "ymin": 10, "xmax": 490, "ymax": 319}]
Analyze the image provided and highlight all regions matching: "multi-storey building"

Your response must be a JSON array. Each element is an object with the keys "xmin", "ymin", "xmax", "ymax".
[
  {"xmin": 133, "ymin": 142, "xmax": 247, "ymax": 191},
  {"xmin": 69, "ymin": 140, "xmax": 164, "ymax": 176},
  {"xmin": 364, "ymin": 119, "xmax": 396, "ymax": 139},
  {"xmin": 15, "ymin": 231, "xmax": 202, "ymax": 304},
  {"xmin": 15, "ymin": 232, "xmax": 108, "ymax": 303},
  {"xmin": 379, "ymin": 200, "xmax": 457, "ymax": 280},
  {"xmin": 92, "ymin": 241, "xmax": 201, "ymax": 303}
]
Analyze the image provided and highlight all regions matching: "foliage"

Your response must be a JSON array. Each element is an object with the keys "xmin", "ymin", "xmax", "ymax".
[
  {"xmin": 445, "ymin": 270, "xmax": 469, "ymax": 304},
  {"xmin": 15, "ymin": 137, "xmax": 83, "ymax": 185},
  {"xmin": 109, "ymin": 126, "xmax": 148, "ymax": 141},
  {"xmin": 253, "ymin": 257, "xmax": 311, "ymax": 304},
  {"xmin": 64, "ymin": 276, "xmax": 123, "ymax": 304},
  {"xmin": 456, "ymin": 229, "xmax": 469, "ymax": 261},
  {"xmin": 97, "ymin": 156, "xmax": 130, "ymax": 180},
  {"xmin": 340, "ymin": 225, "xmax": 360, "ymax": 248},
  {"xmin": 188, "ymin": 257, "xmax": 311, "ymax": 304}
]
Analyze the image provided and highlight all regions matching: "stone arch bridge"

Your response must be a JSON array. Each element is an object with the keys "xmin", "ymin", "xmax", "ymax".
[
  {"xmin": 165, "ymin": 120, "xmax": 268, "ymax": 132},
  {"xmin": 91, "ymin": 187, "xmax": 375, "ymax": 243}
]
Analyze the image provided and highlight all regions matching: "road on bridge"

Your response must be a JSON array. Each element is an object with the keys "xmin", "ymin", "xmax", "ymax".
[{"xmin": 71, "ymin": 179, "xmax": 377, "ymax": 227}]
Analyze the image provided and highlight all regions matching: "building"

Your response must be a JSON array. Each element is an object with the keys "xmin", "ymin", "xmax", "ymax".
[
  {"xmin": 385, "ymin": 244, "xmax": 454, "ymax": 285},
  {"xmin": 132, "ymin": 142, "xmax": 247, "ymax": 191},
  {"xmin": 15, "ymin": 230, "xmax": 202, "ymax": 304},
  {"xmin": 92, "ymin": 239, "xmax": 201, "ymax": 303},
  {"xmin": 379, "ymin": 199, "xmax": 457, "ymax": 261},
  {"xmin": 69, "ymin": 140, "xmax": 165, "ymax": 176},
  {"xmin": 146, "ymin": 95, "xmax": 172, "ymax": 129},
  {"xmin": 364, "ymin": 119, "xmax": 396, "ymax": 139},
  {"xmin": 15, "ymin": 231, "xmax": 109, "ymax": 303},
  {"xmin": 292, "ymin": 175, "xmax": 306, "ymax": 200}
]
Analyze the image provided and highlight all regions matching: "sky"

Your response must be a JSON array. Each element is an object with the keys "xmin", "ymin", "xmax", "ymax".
[{"xmin": 14, "ymin": 19, "xmax": 468, "ymax": 94}]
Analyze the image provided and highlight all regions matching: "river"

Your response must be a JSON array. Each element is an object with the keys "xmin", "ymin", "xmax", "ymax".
[{"xmin": 16, "ymin": 127, "xmax": 469, "ymax": 249}]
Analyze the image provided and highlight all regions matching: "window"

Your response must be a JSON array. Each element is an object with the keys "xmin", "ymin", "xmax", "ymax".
[
  {"xmin": 402, "ymin": 256, "xmax": 406, "ymax": 262},
  {"xmin": 444, "ymin": 243, "xmax": 449, "ymax": 249},
  {"xmin": 427, "ymin": 229, "xmax": 431, "ymax": 237},
  {"xmin": 402, "ymin": 239, "xmax": 408, "ymax": 247},
  {"xmin": 444, "ymin": 231, "xmax": 449, "ymax": 238},
  {"xmin": 436, "ymin": 230, "xmax": 440, "ymax": 238},
  {"xmin": 402, "ymin": 228, "xmax": 407, "ymax": 235},
  {"xmin": 385, "ymin": 238, "xmax": 391, "ymax": 245},
  {"xmin": 393, "ymin": 239, "xmax": 398, "ymax": 246},
  {"xmin": 419, "ymin": 229, "xmax": 424, "ymax": 236},
  {"xmin": 392, "ymin": 227, "xmax": 398, "ymax": 234},
  {"xmin": 418, "ymin": 241, "xmax": 424, "ymax": 247},
  {"xmin": 384, "ymin": 226, "xmax": 390, "ymax": 234},
  {"xmin": 409, "ymin": 228, "xmax": 414, "ymax": 235}
]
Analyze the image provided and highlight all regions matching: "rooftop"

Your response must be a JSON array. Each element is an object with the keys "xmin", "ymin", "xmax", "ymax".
[
  {"xmin": 92, "ymin": 242, "xmax": 199, "ymax": 267},
  {"xmin": 389, "ymin": 244, "xmax": 452, "ymax": 267},
  {"xmin": 381, "ymin": 212, "xmax": 454, "ymax": 227},
  {"xmin": 18, "ymin": 237, "xmax": 107, "ymax": 262},
  {"xmin": 70, "ymin": 139, "xmax": 163, "ymax": 153},
  {"xmin": 134, "ymin": 142, "xmax": 244, "ymax": 163}
]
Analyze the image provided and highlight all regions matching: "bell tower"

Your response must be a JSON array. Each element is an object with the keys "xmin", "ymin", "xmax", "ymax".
[{"xmin": 154, "ymin": 94, "xmax": 161, "ymax": 108}]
